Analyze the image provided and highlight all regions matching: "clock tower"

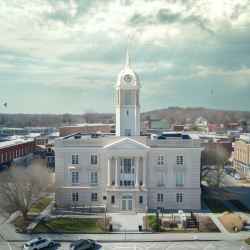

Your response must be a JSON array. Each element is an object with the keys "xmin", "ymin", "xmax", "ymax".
[{"xmin": 115, "ymin": 37, "xmax": 140, "ymax": 137}]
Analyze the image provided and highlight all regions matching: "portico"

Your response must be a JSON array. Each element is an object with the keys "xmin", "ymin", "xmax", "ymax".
[
  {"xmin": 104, "ymin": 138, "xmax": 149, "ymax": 212},
  {"xmin": 104, "ymin": 137, "xmax": 149, "ymax": 189}
]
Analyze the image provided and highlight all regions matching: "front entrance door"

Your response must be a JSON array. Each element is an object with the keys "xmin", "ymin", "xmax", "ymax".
[{"xmin": 121, "ymin": 196, "xmax": 133, "ymax": 211}]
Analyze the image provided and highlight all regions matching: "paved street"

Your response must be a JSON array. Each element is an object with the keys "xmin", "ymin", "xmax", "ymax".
[{"xmin": 0, "ymin": 240, "xmax": 249, "ymax": 250}]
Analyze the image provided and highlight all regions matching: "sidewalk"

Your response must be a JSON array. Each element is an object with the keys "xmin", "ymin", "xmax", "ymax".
[
  {"xmin": 0, "ymin": 201, "xmax": 249, "ymax": 243},
  {"xmin": 26, "ymin": 200, "xmax": 55, "ymax": 232},
  {"xmin": 0, "ymin": 211, "xmax": 30, "ymax": 241}
]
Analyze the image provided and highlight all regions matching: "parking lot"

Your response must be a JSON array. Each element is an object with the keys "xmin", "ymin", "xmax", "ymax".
[{"xmin": 0, "ymin": 241, "xmax": 248, "ymax": 250}]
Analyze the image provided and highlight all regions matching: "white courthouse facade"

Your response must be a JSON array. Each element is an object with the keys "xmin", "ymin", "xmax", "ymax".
[{"xmin": 54, "ymin": 46, "xmax": 202, "ymax": 212}]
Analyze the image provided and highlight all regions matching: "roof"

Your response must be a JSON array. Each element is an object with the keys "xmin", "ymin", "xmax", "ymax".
[
  {"xmin": 0, "ymin": 138, "xmax": 33, "ymax": 149},
  {"xmin": 60, "ymin": 123, "xmax": 114, "ymax": 128}
]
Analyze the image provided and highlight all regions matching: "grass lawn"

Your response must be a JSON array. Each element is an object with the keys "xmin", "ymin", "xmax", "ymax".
[
  {"xmin": 203, "ymin": 199, "xmax": 231, "ymax": 213},
  {"xmin": 34, "ymin": 217, "xmax": 105, "ymax": 233},
  {"xmin": 29, "ymin": 197, "xmax": 53, "ymax": 213},
  {"xmin": 245, "ymin": 238, "xmax": 250, "ymax": 245}
]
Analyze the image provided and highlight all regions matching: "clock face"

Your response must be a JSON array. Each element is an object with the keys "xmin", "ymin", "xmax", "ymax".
[{"xmin": 124, "ymin": 74, "xmax": 132, "ymax": 83}]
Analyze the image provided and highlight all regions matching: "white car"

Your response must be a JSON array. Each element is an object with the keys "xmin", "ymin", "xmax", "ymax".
[
  {"xmin": 234, "ymin": 173, "xmax": 241, "ymax": 180},
  {"xmin": 23, "ymin": 237, "xmax": 54, "ymax": 250}
]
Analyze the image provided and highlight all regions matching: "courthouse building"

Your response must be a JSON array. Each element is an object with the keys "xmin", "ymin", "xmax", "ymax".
[{"xmin": 54, "ymin": 45, "xmax": 202, "ymax": 212}]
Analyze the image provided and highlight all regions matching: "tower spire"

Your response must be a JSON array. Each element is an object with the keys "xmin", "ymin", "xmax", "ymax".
[{"xmin": 126, "ymin": 35, "xmax": 131, "ymax": 68}]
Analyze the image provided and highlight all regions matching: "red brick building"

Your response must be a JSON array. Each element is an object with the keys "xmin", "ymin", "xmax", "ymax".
[{"xmin": 0, "ymin": 139, "xmax": 34, "ymax": 169}]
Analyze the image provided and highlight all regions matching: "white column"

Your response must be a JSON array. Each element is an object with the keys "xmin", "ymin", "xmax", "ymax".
[
  {"xmin": 107, "ymin": 157, "xmax": 111, "ymax": 186},
  {"xmin": 142, "ymin": 157, "xmax": 146, "ymax": 187},
  {"xmin": 115, "ymin": 157, "xmax": 119, "ymax": 186},
  {"xmin": 135, "ymin": 157, "xmax": 139, "ymax": 187}
]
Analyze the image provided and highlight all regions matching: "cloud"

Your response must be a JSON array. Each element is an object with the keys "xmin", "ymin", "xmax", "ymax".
[{"xmin": 0, "ymin": 0, "xmax": 250, "ymax": 113}]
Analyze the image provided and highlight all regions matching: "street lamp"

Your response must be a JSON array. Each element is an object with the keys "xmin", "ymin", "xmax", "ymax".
[
  {"xmin": 103, "ymin": 196, "xmax": 107, "ymax": 232},
  {"xmin": 145, "ymin": 205, "xmax": 148, "ymax": 231}
]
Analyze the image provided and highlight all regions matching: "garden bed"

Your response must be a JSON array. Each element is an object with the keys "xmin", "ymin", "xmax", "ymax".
[
  {"xmin": 218, "ymin": 212, "xmax": 247, "ymax": 232},
  {"xmin": 142, "ymin": 213, "xmax": 218, "ymax": 232},
  {"xmin": 12, "ymin": 215, "xmax": 37, "ymax": 232}
]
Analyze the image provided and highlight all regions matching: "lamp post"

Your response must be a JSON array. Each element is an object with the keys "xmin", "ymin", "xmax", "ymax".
[
  {"xmin": 145, "ymin": 205, "xmax": 148, "ymax": 231},
  {"xmin": 104, "ymin": 202, "xmax": 107, "ymax": 232},
  {"xmin": 103, "ymin": 195, "xmax": 107, "ymax": 232}
]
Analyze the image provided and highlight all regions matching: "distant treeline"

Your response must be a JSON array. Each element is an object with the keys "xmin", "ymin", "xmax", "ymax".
[
  {"xmin": 141, "ymin": 107, "xmax": 250, "ymax": 125},
  {"xmin": 1, "ymin": 106, "xmax": 250, "ymax": 128}
]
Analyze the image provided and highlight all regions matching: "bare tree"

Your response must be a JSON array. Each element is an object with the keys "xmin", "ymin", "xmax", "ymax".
[
  {"xmin": 0, "ymin": 164, "xmax": 54, "ymax": 219},
  {"xmin": 201, "ymin": 147, "xmax": 228, "ymax": 187}
]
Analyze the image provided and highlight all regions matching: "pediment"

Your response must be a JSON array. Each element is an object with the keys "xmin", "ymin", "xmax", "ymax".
[{"xmin": 104, "ymin": 138, "xmax": 149, "ymax": 151}]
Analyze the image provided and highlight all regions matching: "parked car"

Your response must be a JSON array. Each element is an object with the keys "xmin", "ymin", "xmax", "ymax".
[
  {"xmin": 234, "ymin": 173, "xmax": 241, "ymax": 180},
  {"xmin": 23, "ymin": 237, "xmax": 54, "ymax": 250},
  {"xmin": 69, "ymin": 239, "xmax": 96, "ymax": 250}
]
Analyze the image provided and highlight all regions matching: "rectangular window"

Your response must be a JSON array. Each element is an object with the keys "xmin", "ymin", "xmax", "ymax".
[
  {"xmin": 91, "ymin": 172, "xmax": 98, "ymax": 185},
  {"xmin": 91, "ymin": 193, "xmax": 98, "ymax": 201},
  {"xmin": 125, "ymin": 129, "xmax": 131, "ymax": 136},
  {"xmin": 156, "ymin": 173, "xmax": 165, "ymax": 187},
  {"xmin": 176, "ymin": 193, "xmax": 183, "ymax": 203},
  {"xmin": 124, "ymin": 91, "xmax": 132, "ymax": 105},
  {"xmin": 157, "ymin": 155, "xmax": 165, "ymax": 165},
  {"xmin": 72, "ymin": 192, "xmax": 79, "ymax": 202},
  {"xmin": 72, "ymin": 154, "xmax": 79, "ymax": 165},
  {"xmin": 124, "ymin": 158, "xmax": 132, "ymax": 173},
  {"xmin": 111, "ymin": 195, "xmax": 115, "ymax": 204},
  {"xmin": 71, "ymin": 171, "xmax": 79, "ymax": 185},
  {"xmin": 176, "ymin": 173, "xmax": 184, "ymax": 187},
  {"xmin": 91, "ymin": 155, "xmax": 97, "ymax": 165},
  {"xmin": 157, "ymin": 193, "xmax": 163, "ymax": 202},
  {"xmin": 139, "ymin": 196, "xmax": 143, "ymax": 204},
  {"xmin": 176, "ymin": 155, "xmax": 184, "ymax": 165}
]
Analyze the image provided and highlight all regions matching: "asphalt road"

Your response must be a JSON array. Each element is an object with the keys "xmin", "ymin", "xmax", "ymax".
[{"xmin": 0, "ymin": 241, "xmax": 249, "ymax": 250}]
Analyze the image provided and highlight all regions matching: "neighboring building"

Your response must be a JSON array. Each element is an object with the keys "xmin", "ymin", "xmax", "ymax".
[
  {"xmin": 207, "ymin": 124, "xmax": 225, "ymax": 134},
  {"xmin": 54, "ymin": 43, "xmax": 202, "ymax": 212},
  {"xmin": 227, "ymin": 123, "xmax": 239, "ymax": 130},
  {"xmin": 34, "ymin": 132, "xmax": 59, "ymax": 168},
  {"xmin": 233, "ymin": 135, "xmax": 250, "ymax": 178},
  {"xmin": 143, "ymin": 120, "xmax": 171, "ymax": 134},
  {"xmin": 0, "ymin": 139, "xmax": 34, "ymax": 170},
  {"xmin": 195, "ymin": 117, "xmax": 208, "ymax": 126},
  {"xmin": 59, "ymin": 124, "xmax": 115, "ymax": 137},
  {"xmin": 0, "ymin": 127, "xmax": 28, "ymax": 140},
  {"xmin": 172, "ymin": 125, "xmax": 185, "ymax": 132},
  {"xmin": 227, "ymin": 130, "xmax": 240, "ymax": 139}
]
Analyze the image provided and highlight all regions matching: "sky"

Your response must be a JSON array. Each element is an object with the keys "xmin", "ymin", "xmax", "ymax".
[{"xmin": 0, "ymin": 0, "xmax": 250, "ymax": 114}]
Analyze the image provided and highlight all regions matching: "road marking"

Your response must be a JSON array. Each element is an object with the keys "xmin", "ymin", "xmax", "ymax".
[
  {"xmin": 203, "ymin": 243, "xmax": 212, "ymax": 250},
  {"xmin": 7, "ymin": 242, "xmax": 12, "ymax": 250},
  {"xmin": 144, "ymin": 243, "xmax": 157, "ymax": 250},
  {"xmin": 165, "ymin": 243, "xmax": 177, "ymax": 250},
  {"xmin": 114, "ymin": 245, "xmax": 136, "ymax": 249}
]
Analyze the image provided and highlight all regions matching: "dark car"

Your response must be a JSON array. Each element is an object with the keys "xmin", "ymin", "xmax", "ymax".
[{"xmin": 69, "ymin": 239, "xmax": 96, "ymax": 250}]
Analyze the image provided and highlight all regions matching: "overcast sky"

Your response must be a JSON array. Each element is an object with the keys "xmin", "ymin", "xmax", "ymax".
[{"xmin": 0, "ymin": 0, "xmax": 250, "ymax": 114}]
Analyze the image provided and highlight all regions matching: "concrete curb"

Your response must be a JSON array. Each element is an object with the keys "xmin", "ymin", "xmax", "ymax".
[{"xmin": 5, "ymin": 239, "xmax": 225, "ymax": 243}]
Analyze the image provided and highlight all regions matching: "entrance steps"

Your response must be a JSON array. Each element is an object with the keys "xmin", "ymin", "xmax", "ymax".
[{"xmin": 119, "ymin": 211, "xmax": 137, "ymax": 215}]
